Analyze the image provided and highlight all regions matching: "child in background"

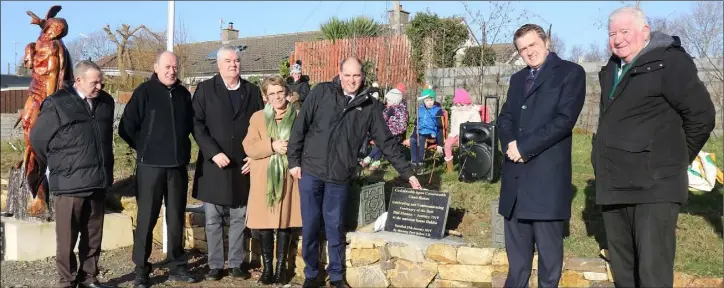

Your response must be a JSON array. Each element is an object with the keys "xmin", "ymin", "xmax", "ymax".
[
  {"xmin": 407, "ymin": 88, "xmax": 444, "ymax": 175},
  {"xmin": 444, "ymin": 88, "xmax": 482, "ymax": 172},
  {"xmin": 360, "ymin": 88, "xmax": 408, "ymax": 171}
]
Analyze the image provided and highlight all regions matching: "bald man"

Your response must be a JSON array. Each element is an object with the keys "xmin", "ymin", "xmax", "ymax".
[
  {"xmin": 288, "ymin": 57, "xmax": 420, "ymax": 288},
  {"xmin": 119, "ymin": 51, "xmax": 198, "ymax": 287}
]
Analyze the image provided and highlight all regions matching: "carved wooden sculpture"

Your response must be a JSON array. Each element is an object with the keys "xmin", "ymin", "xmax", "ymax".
[{"xmin": 12, "ymin": 5, "xmax": 73, "ymax": 218}]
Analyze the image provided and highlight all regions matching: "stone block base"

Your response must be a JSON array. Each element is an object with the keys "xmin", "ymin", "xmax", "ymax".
[{"xmin": 1, "ymin": 212, "xmax": 134, "ymax": 261}]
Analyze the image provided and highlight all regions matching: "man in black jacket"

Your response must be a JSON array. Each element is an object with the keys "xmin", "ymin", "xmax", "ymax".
[
  {"xmin": 191, "ymin": 45, "xmax": 264, "ymax": 281},
  {"xmin": 287, "ymin": 57, "xmax": 421, "ymax": 288},
  {"xmin": 29, "ymin": 60, "xmax": 114, "ymax": 288},
  {"xmin": 593, "ymin": 7, "xmax": 715, "ymax": 287},
  {"xmin": 119, "ymin": 51, "xmax": 197, "ymax": 287}
]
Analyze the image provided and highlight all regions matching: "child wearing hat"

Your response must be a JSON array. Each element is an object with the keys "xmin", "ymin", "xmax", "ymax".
[
  {"xmin": 360, "ymin": 88, "xmax": 408, "ymax": 171},
  {"xmin": 407, "ymin": 88, "xmax": 444, "ymax": 174},
  {"xmin": 444, "ymin": 88, "xmax": 484, "ymax": 172}
]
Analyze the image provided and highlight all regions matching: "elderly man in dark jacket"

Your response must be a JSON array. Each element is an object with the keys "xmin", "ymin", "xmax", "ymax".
[
  {"xmin": 191, "ymin": 45, "xmax": 264, "ymax": 281},
  {"xmin": 497, "ymin": 24, "xmax": 586, "ymax": 288},
  {"xmin": 29, "ymin": 60, "xmax": 114, "ymax": 288},
  {"xmin": 287, "ymin": 57, "xmax": 420, "ymax": 288},
  {"xmin": 593, "ymin": 7, "xmax": 715, "ymax": 287},
  {"xmin": 119, "ymin": 51, "xmax": 197, "ymax": 287}
]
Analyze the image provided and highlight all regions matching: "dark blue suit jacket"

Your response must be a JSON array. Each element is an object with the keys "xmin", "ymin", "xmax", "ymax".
[{"xmin": 497, "ymin": 52, "xmax": 586, "ymax": 220}]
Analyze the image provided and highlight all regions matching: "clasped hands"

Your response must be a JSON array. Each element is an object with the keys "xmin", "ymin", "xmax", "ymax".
[
  {"xmin": 506, "ymin": 141, "xmax": 525, "ymax": 163},
  {"xmin": 210, "ymin": 152, "xmax": 252, "ymax": 174}
]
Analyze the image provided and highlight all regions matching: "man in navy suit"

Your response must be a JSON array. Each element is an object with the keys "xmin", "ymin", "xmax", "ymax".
[{"xmin": 497, "ymin": 24, "xmax": 586, "ymax": 287}]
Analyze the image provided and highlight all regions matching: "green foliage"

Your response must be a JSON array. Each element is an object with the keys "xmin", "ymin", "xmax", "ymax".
[
  {"xmin": 361, "ymin": 60, "xmax": 378, "ymax": 87},
  {"xmin": 462, "ymin": 46, "xmax": 497, "ymax": 67},
  {"xmin": 406, "ymin": 12, "xmax": 469, "ymax": 82},
  {"xmin": 320, "ymin": 16, "xmax": 383, "ymax": 42},
  {"xmin": 247, "ymin": 76, "xmax": 262, "ymax": 86},
  {"xmin": 279, "ymin": 58, "xmax": 291, "ymax": 79}
]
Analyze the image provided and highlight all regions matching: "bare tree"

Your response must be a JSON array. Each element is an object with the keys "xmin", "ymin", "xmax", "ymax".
[
  {"xmin": 65, "ymin": 30, "xmax": 114, "ymax": 65},
  {"xmin": 462, "ymin": 1, "xmax": 531, "ymax": 103},
  {"xmin": 670, "ymin": 1, "xmax": 723, "ymax": 135},
  {"xmin": 648, "ymin": 16, "xmax": 675, "ymax": 34},
  {"xmin": 549, "ymin": 33, "xmax": 566, "ymax": 59},
  {"xmin": 103, "ymin": 24, "xmax": 160, "ymax": 83},
  {"xmin": 583, "ymin": 41, "xmax": 606, "ymax": 62},
  {"xmin": 568, "ymin": 44, "xmax": 585, "ymax": 63}
]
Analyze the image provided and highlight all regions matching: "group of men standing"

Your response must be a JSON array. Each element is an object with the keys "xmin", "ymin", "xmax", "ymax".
[
  {"xmin": 28, "ymin": 5, "xmax": 715, "ymax": 288},
  {"xmin": 498, "ymin": 6, "xmax": 715, "ymax": 288}
]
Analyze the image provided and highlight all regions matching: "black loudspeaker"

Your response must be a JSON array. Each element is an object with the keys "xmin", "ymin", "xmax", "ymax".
[{"xmin": 458, "ymin": 96, "xmax": 501, "ymax": 183}]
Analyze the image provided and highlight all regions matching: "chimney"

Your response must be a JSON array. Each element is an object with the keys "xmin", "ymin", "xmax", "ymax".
[
  {"xmin": 221, "ymin": 22, "xmax": 239, "ymax": 43},
  {"xmin": 388, "ymin": 1, "xmax": 410, "ymax": 35}
]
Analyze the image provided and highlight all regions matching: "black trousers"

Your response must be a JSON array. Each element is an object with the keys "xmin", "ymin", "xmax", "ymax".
[
  {"xmin": 132, "ymin": 165, "xmax": 188, "ymax": 276},
  {"xmin": 504, "ymin": 204, "xmax": 564, "ymax": 288},
  {"xmin": 55, "ymin": 191, "xmax": 105, "ymax": 288},
  {"xmin": 602, "ymin": 202, "xmax": 680, "ymax": 288}
]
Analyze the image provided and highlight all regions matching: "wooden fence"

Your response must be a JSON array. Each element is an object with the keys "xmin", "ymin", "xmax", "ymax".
[
  {"xmin": 0, "ymin": 90, "xmax": 28, "ymax": 114},
  {"xmin": 290, "ymin": 35, "xmax": 417, "ymax": 87}
]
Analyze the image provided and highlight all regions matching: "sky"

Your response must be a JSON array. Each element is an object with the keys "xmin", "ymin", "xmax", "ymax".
[{"xmin": 0, "ymin": 0, "xmax": 695, "ymax": 75}]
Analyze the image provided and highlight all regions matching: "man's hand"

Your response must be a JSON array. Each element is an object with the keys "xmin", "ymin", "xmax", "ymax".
[
  {"xmin": 408, "ymin": 176, "xmax": 422, "ymax": 189},
  {"xmin": 435, "ymin": 145, "xmax": 444, "ymax": 155},
  {"xmin": 212, "ymin": 153, "xmax": 231, "ymax": 168},
  {"xmin": 289, "ymin": 167, "xmax": 302, "ymax": 179},
  {"xmin": 272, "ymin": 140, "xmax": 288, "ymax": 155},
  {"xmin": 506, "ymin": 141, "xmax": 523, "ymax": 163},
  {"xmin": 241, "ymin": 157, "xmax": 251, "ymax": 174}
]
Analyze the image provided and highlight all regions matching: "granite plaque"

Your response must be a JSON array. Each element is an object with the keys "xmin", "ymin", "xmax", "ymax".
[
  {"xmin": 345, "ymin": 182, "xmax": 386, "ymax": 230},
  {"xmin": 491, "ymin": 199, "xmax": 505, "ymax": 248},
  {"xmin": 384, "ymin": 187, "xmax": 451, "ymax": 239}
]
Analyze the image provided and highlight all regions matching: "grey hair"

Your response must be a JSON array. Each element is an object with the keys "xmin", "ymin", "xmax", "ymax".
[
  {"xmin": 609, "ymin": 6, "xmax": 649, "ymax": 30},
  {"xmin": 216, "ymin": 45, "xmax": 241, "ymax": 61},
  {"xmin": 74, "ymin": 60, "xmax": 101, "ymax": 78}
]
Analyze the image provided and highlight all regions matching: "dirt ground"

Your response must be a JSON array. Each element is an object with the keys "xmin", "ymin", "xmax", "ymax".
[{"xmin": 1, "ymin": 244, "xmax": 300, "ymax": 288}]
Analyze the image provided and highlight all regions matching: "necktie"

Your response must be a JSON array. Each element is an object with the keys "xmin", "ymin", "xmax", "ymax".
[
  {"xmin": 525, "ymin": 69, "xmax": 537, "ymax": 94},
  {"xmin": 84, "ymin": 98, "xmax": 92, "ymax": 113}
]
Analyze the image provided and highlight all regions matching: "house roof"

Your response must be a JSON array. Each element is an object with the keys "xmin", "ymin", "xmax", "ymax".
[
  {"xmin": 1, "ymin": 74, "xmax": 32, "ymax": 90},
  {"xmin": 98, "ymin": 30, "xmax": 323, "ymax": 76},
  {"xmin": 488, "ymin": 43, "xmax": 517, "ymax": 63}
]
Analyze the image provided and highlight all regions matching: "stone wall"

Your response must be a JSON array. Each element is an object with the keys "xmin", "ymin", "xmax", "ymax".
[
  {"xmin": 0, "ymin": 113, "xmax": 22, "ymax": 141},
  {"xmin": 182, "ymin": 207, "xmax": 620, "ymax": 287}
]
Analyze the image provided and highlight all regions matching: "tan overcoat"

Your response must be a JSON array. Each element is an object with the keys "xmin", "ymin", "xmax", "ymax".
[{"xmin": 242, "ymin": 109, "xmax": 302, "ymax": 229}]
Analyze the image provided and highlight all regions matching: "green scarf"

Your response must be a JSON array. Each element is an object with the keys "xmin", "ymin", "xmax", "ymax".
[{"xmin": 264, "ymin": 102, "xmax": 297, "ymax": 208}]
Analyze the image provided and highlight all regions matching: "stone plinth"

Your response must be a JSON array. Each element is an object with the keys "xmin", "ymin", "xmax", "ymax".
[{"xmin": 1, "ymin": 212, "xmax": 134, "ymax": 261}]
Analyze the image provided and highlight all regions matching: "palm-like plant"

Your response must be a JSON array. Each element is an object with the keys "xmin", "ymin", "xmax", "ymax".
[
  {"xmin": 320, "ymin": 16, "xmax": 383, "ymax": 42},
  {"xmin": 347, "ymin": 16, "xmax": 382, "ymax": 38},
  {"xmin": 320, "ymin": 17, "xmax": 348, "ymax": 42}
]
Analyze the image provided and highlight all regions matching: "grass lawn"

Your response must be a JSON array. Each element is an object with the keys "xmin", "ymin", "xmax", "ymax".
[{"xmin": 1, "ymin": 132, "xmax": 721, "ymax": 277}]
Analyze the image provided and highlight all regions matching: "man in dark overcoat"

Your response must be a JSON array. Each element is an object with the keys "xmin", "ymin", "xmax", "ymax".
[
  {"xmin": 191, "ymin": 44, "xmax": 264, "ymax": 281},
  {"xmin": 497, "ymin": 24, "xmax": 586, "ymax": 287},
  {"xmin": 593, "ymin": 7, "xmax": 715, "ymax": 287}
]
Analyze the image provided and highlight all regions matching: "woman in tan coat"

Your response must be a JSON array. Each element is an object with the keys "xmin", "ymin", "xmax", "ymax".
[{"xmin": 242, "ymin": 76, "xmax": 302, "ymax": 285}]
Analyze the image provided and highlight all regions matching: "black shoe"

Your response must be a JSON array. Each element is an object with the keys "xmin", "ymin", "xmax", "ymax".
[
  {"xmin": 273, "ymin": 229, "xmax": 291, "ymax": 284},
  {"xmin": 205, "ymin": 269, "xmax": 223, "ymax": 281},
  {"xmin": 168, "ymin": 268, "xmax": 198, "ymax": 283},
  {"xmin": 78, "ymin": 282, "xmax": 115, "ymax": 288},
  {"xmin": 258, "ymin": 229, "xmax": 275, "ymax": 284},
  {"xmin": 329, "ymin": 280, "xmax": 350, "ymax": 288},
  {"xmin": 230, "ymin": 267, "xmax": 251, "ymax": 280},
  {"xmin": 133, "ymin": 276, "xmax": 151, "ymax": 288},
  {"xmin": 303, "ymin": 278, "xmax": 321, "ymax": 288}
]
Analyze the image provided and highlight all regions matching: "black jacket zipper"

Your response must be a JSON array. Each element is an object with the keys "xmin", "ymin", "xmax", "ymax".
[
  {"xmin": 168, "ymin": 88, "xmax": 179, "ymax": 166},
  {"xmin": 89, "ymin": 104, "xmax": 105, "ymax": 185}
]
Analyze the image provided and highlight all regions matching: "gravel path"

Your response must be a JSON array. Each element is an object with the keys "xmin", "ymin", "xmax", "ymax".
[{"xmin": 1, "ymin": 244, "xmax": 300, "ymax": 287}]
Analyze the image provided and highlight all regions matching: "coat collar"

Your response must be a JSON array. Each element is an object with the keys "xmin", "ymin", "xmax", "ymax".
[{"xmin": 522, "ymin": 52, "xmax": 561, "ymax": 101}]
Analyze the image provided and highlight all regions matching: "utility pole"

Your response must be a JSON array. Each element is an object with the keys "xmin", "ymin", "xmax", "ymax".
[
  {"xmin": 162, "ymin": 0, "xmax": 175, "ymax": 254},
  {"xmin": 13, "ymin": 40, "xmax": 19, "ymax": 75},
  {"xmin": 635, "ymin": 1, "xmax": 640, "ymax": 8}
]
